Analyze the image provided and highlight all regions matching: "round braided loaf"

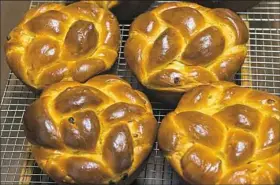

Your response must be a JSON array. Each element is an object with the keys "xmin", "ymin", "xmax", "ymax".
[
  {"xmin": 5, "ymin": 1, "xmax": 120, "ymax": 90},
  {"xmin": 158, "ymin": 82, "xmax": 280, "ymax": 184},
  {"xmin": 23, "ymin": 75, "xmax": 157, "ymax": 185},
  {"xmin": 125, "ymin": 2, "xmax": 248, "ymax": 103}
]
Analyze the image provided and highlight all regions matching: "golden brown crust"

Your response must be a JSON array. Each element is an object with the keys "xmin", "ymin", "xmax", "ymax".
[
  {"xmin": 125, "ymin": 2, "xmax": 248, "ymax": 101},
  {"xmin": 81, "ymin": 0, "xmax": 120, "ymax": 9},
  {"xmin": 5, "ymin": 2, "xmax": 120, "ymax": 90},
  {"xmin": 158, "ymin": 82, "xmax": 280, "ymax": 185},
  {"xmin": 23, "ymin": 75, "xmax": 157, "ymax": 185}
]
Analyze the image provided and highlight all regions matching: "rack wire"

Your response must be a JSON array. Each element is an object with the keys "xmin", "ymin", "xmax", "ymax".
[{"xmin": 1, "ymin": 0, "xmax": 280, "ymax": 184}]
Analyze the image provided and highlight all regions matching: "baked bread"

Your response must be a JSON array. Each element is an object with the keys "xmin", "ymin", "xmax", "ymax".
[
  {"xmin": 125, "ymin": 2, "xmax": 248, "ymax": 104},
  {"xmin": 158, "ymin": 82, "xmax": 280, "ymax": 184},
  {"xmin": 85, "ymin": 1, "xmax": 120, "ymax": 9},
  {"xmin": 5, "ymin": 1, "xmax": 120, "ymax": 90},
  {"xmin": 23, "ymin": 75, "xmax": 157, "ymax": 185}
]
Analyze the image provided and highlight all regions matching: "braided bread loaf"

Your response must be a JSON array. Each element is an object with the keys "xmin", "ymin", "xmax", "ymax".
[
  {"xmin": 23, "ymin": 75, "xmax": 157, "ymax": 185},
  {"xmin": 5, "ymin": 1, "xmax": 120, "ymax": 90},
  {"xmin": 125, "ymin": 2, "xmax": 248, "ymax": 104},
  {"xmin": 158, "ymin": 82, "xmax": 280, "ymax": 184}
]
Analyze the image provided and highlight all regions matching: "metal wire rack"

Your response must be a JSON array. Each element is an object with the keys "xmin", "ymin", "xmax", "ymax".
[{"xmin": 1, "ymin": 0, "xmax": 280, "ymax": 184}]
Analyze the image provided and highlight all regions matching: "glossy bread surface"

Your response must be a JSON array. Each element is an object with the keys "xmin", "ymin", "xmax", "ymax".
[
  {"xmin": 158, "ymin": 82, "xmax": 280, "ymax": 185},
  {"xmin": 125, "ymin": 2, "xmax": 248, "ymax": 94},
  {"xmin": 5, "ymin": 2, "xmax": 120, "ymax": 90},
  {"xmin": 81, "ymin": 0, "xmax": 119, "ymax": 9},
  {"xmin": 23, "ymin": 75, "xmax": 157, "ymax": 185}
]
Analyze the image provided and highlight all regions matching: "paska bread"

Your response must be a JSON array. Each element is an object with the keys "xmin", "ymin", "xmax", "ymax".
[
  {"xmin": 158, "ymin": 82, "xmax": 279, "ymax": 184},
  {"xmin": 125, "ymin": 2, "xmax": 248, "ymax": 104},
  {"xmin": 23, "ymin": 75, "xmax": 157, "ymax": 185},
  {"xmin": 5, "ymin": 1, "xmax": 120, "ymax": 90}
]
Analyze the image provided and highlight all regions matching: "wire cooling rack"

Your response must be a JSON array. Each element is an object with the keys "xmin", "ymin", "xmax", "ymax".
[{"xmin": 1, "ymin": 0, "xmax": 280, "ymax": 184}]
